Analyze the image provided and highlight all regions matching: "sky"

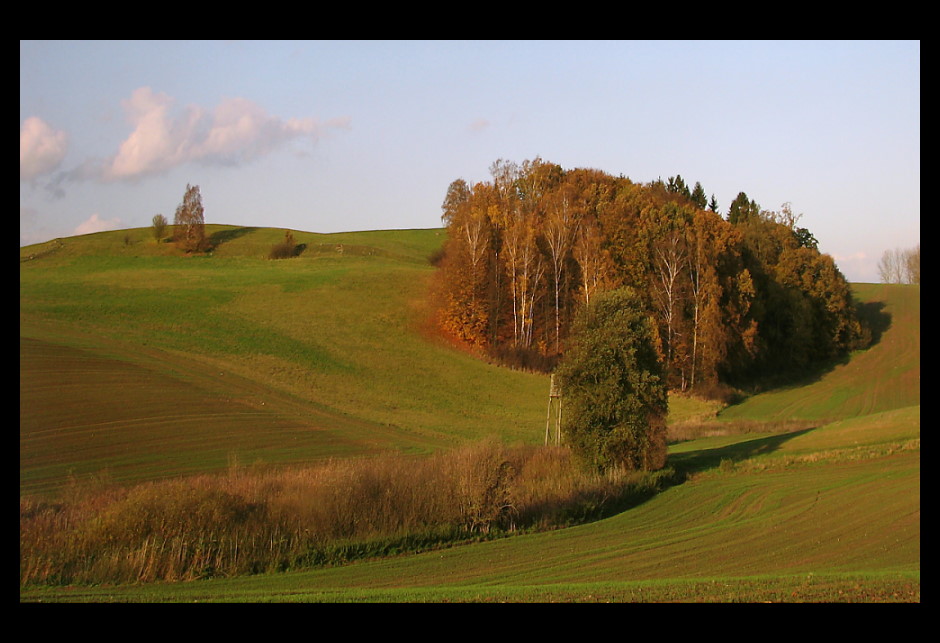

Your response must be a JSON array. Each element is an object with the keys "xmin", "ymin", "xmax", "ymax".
[{"xmin": 21, "ymin": 40, "xmax": 919, "ymax": 283}]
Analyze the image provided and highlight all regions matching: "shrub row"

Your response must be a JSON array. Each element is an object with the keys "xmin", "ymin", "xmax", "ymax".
[{"xmin": 20, "ymin": 440, "xmax": 677, "ymax": 586}]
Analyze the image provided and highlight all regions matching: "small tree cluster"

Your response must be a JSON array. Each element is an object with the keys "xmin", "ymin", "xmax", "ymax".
[
  {"xmin": 435, "ymin": 159, "xmax": 867, "ymax": 391},
  {"xmin": 878, "ymin": 244, "xmax": 920, "ymax": 285},
  {"xmin": 268, "ymin": 230, "xmax": 298, "ymax": 259}
]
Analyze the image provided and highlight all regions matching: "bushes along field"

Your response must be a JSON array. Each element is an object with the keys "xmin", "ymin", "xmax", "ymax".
[{"xmin": 20, "ymin": 441, "xmax": 676, "ymax": 586}]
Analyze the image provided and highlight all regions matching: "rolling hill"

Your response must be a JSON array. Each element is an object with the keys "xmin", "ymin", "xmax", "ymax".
[
  {"xmin": 19, "ymin": 225, "xmax": 919, "ymax": 602},
  {"xmin": 20, "ymin": 225, "xmax": 547, "ymax": 495}
]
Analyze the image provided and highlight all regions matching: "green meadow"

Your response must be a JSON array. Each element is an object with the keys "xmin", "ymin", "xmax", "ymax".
[{"xmin": 20, "ymin": 226, "xmax": 919, "ymax": 602}]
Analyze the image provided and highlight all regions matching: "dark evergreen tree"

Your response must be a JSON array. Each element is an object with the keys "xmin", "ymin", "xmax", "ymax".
[
  {"xmin": 727, "ymin": 191, "xmax": 759, "ymax": 225},
  {"xmin": 690, "ymin": 182, "xmax": 707, "ymax": 210},
  {"xmin": 708, "ymin": 194, "xmax": 719, "ymax": 213}
]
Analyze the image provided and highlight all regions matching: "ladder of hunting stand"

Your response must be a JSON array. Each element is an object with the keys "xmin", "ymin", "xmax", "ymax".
[{"xmin": 545, "ymin": 374, "xmax": 562, "ymax": 446}]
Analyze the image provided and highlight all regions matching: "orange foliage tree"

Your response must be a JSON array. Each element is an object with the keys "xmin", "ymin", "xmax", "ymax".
[{"xmin": 434, "ymin": 160, "xmax": 866, "ymax": 393}]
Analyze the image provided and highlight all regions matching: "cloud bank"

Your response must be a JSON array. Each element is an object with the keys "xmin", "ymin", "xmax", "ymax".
[
  {"xmin": 20, "ymin": 116, "xmax": 68, "ymax": 181},
  {"xmin": 74, "ymin": 213, "xmax": 122, "ymax": 236},
  {"xmin": 21, "ymin": 87, "xmax": 350, "ymax": 186},
  {"xmin": 104, "ymin": 87, "xmax": 350, "ymax": 181}
]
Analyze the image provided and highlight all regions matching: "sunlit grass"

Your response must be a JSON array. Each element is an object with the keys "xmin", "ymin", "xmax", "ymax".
[
  {"xmin": 20, "ymin": 226, "xmax": 919, "ymax": 602},
  {"xmin": 20, "ymin": 227, "xmax": 546, "ymax": 495}
]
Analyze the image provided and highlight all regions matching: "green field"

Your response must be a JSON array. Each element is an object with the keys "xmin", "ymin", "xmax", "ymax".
[{"xmin": 20, "ymin": 226, "xmax": 919, "ymax": 602}]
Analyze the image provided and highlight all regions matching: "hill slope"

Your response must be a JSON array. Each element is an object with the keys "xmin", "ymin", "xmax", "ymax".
[
  {"xmin": 20, "ymin": 226, "xmax": 919, "ymax": 602},
  {"xmin": 719, "ymin": 283, "xmax": 919, "ymax": 422},
  {"xmin": 20, "ymin": 226, "xmax": 546, "ymax": 495}
]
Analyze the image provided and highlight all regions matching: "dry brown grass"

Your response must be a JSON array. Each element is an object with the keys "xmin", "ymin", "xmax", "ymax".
[{"xmin": 21, "ymin": 440, "xmax": 674, "ymax": 587}]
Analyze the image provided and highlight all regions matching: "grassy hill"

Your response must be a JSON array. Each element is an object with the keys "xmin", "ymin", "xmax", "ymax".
[
  {"xmin": 21, "ymin": 225, "xmax": 546, "ymax": 495},
  {"xmin": 20, "ymin": 226, "xmax": 919, "ymax": 602},
  {"xmin": 718, "ymin": 282, "xmax": 920, "ymax": 422}
]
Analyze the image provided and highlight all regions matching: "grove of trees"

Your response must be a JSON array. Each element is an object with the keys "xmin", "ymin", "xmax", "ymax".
[
  {"xmin": 434, "ymin": 158, "xmax": 869, "ymax": 394},
  {"xmin": 878, "ymin": 244, "xmax": 920, "ymax": 285}
]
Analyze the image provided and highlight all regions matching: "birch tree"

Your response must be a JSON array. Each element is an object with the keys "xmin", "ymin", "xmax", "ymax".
[
  {"xmin": 544, "ymin": 187, "xmax": 577, "ymax": 353},
  {"xmin": 651, "ymin": 231, "xmax": 687, "ymax": 373},
  {"xmin": 173, "ymin": 184, "xmax": 205, "ymax": 252}
]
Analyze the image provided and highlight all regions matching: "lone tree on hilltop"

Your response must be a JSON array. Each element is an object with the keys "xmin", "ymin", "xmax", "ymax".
[
  {"xmin": 151, "ymin": 214, "xmax": 168, "ymax": 242},
  {"xmin": 556, "ymin": 287, "xmax": 668, "ymax": 473},
  {"xmin": 174, "ymin": 184, "xmax": 205, "ymax": 252}
]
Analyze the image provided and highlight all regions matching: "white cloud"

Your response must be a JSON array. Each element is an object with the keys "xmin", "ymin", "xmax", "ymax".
[
  {"xmin": 832, "ymin": 251, "xmax": 877, "ymax": 283},
  {"xmin": 106, "ymin": 87, "xmax": 193, "ymax": 179},
  {"xmin": 103, "ymin": 87, "xmax": 349, "ymax": 181},
  {"xmin": 74, "ymin": 213, "xmax": 122, "ymax": 236},
  {"xmin": 20, "ymin": 116, "xmax": 68, "ymax": 181}
]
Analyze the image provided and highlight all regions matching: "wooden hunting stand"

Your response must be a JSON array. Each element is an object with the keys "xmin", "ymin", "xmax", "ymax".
[{"xmin": 545, "ymin": 374, "xmax": 562, "ymax": 446}]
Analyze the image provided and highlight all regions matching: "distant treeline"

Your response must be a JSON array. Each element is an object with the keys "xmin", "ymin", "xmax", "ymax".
[{"xmin": 434, "ymin": 158, "xmax": 868, "ymax": 392}]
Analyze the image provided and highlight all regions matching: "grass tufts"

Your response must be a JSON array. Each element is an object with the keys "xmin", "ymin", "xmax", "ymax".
[{"xmin": 20, "ymin": 440, "xmax": 676, "ymax": 587}]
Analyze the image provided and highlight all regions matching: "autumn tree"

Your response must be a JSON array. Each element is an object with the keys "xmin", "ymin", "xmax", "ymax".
[
  {"xmin": 437, "ymin": 182, "xmax": 492, "ymax": 348},
  {"xmin": 502, "ymin": 206, "xmax": 544, "ymax": 348},
  {"xmin": 544, "ymin": 185, "xmax": 577, "ymax": 353},
  {"xmin": 441, "ymin": 178, "xmax": 472, "ymax": 227},
  {"xmin": 434, "ymin": 158, "xmax": 865, "ymax": 389},
  {"xmin": 879, "ymin": 245, "xmax": 920, "ymax": 284},
  {"xmin": 650, "ymin": 228, "xmax": 688, "ymax": 378},
  {"xmin": 685, "ymin": 208, "xmax": 738, "ymax": 390},
  {"xmin": 557, "ymin": 287, "xmax": 668, "ymax": 472},
  {"xmin": 174, "ymin": 184, "xmax": 205, "ymax": 252},
  {"xmin": 573, "ymin": 216, "xmax": 614, "ymax": 308}
]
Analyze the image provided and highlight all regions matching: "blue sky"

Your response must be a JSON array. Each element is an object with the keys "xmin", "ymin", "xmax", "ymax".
[{"xmin": 21, "ymin": 40, "xmax": 919, "ymax": 282}]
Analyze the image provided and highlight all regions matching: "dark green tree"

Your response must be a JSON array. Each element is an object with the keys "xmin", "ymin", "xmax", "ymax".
[
  {"xmin": 708, "ymin": 194, "xmax": 719, "ymax": 213},
  {"xmin": 556, "ymin": 287, "xmax": 668, "ymax": 472},
  {"xmin": 727, "ymin": 191, "xmax": 759, "ymax": 225},
  {"xmin": 794, "ymin": 226, "xmax": 818, "ymax": 250},
  {"xmin": 666, "ymin": 175, "xmax": 690, "ymax": 200},
  {"xmin": 690, "ymin": 181, "xmax": 707, "ymax": 210}
]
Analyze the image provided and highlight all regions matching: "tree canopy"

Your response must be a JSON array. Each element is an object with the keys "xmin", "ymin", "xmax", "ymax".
[{"xmin": 434, "ymin": 158, "xmax": 868, "ymax": 392}]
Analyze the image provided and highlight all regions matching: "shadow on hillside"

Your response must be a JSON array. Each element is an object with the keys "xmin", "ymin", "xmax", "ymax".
[
  {"xmin": 582, "ymin": 428, "xmax": 818, "ymax": 524},
  {"xmin": 667, "ymin": 427, "xmax": 816, "ymax": 478},
  {"xmin": 205, "ymin": 227, "xmax": 259, "ymax": 251},
  {"xmin": 856, "ymin": 300, "xmax": 892, "ymax": 346},
  {"xmin": 722, "ymin": 300, "xmax": 893, "ymax": 405}
]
